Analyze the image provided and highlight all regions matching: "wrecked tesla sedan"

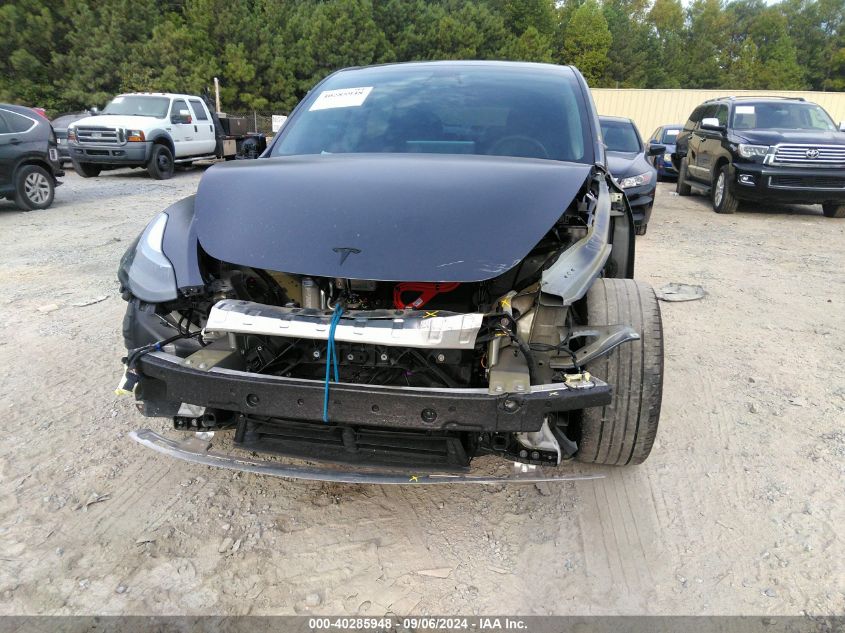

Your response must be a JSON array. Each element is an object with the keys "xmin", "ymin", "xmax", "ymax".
[{"xmin": 118, "ymin": 61, "xmax": 663, "ymax": 479}]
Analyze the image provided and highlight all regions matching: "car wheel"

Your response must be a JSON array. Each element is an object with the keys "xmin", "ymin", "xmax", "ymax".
[
  {"xmin": 676, "ymin": 158, "xmax": 691, "ymax": 196},
  {"xmin": 712, "ymin": 164, "xmax": 738, "ymax": 214},
  {"xmin": 822, "ymin": 203, "xmax": 845, "ymax": 218},
  {"xmin": 14, "ymin": 165, "xmax": 55, "ymax": 211},
  {"xmin": 576, "ymin": 278, "xmax": 663, "ymax": 466},
  {"xmin": 147, "ymin": 144, "xmax": 174, "ymax": 180},
  {"xmin": 75, "ymin": 162, "xmax": 101, "ymax": 178}
]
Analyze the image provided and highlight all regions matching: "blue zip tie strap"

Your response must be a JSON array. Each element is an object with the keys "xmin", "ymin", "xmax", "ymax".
[{"xmin": 322, "ymin": 304, "xmax": 344, "ymax": 422}]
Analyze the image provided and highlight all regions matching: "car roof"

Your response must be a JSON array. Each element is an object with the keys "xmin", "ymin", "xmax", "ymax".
[
  {"xmin": 0, "ymin": 103, "xmax": 43, "ymax": 117},
  {"xmin": 115, "ymin": 93, "xmax": 201, "ymax": 100},
  {"xmin": 335, "ymin": 60, "xmax": 579, "ymax": 78},
  {"xmin": 599, "ymin": 115, "xmax": 634, "ymax": 124},
  {"xmin": 702, "ymin": 96, "xmax": 807, "ymax": 106}
]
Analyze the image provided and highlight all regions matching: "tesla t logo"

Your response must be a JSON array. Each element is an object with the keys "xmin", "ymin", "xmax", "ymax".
[
  {"xmin": 333, "ymin": 247, "xmax": 361, "ymax": 265},
  {"xmin": 805, "ymin": 148, "xmax": 820, "ymax": 158}
]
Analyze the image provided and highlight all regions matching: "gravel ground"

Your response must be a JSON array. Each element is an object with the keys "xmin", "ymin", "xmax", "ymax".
[{"xmin": 0, "ymin": 167, "xmax": 843, "ymax": 615}]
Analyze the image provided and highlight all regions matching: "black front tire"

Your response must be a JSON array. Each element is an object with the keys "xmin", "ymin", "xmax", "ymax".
[
  {"xmin": 75, "ymin": 162, "xmax": 101, "ymax": 178},
  {"xmin": 676, "ymin": 157, "xmax": 691, "ymax": 196},
  {"xmin": 147, "ymin": 144, "xmax": 174, "ymax": 180},
  {"xmin": 822, "ymin": 203, "xmax": 845, "ymax": 218},
  {"xmin": 712, "ymin": 164, "xmax": 738, "ymax": 214},
  {"xmin": 576, "ymin": 279, "xmax": 663, "ymax": 466},
  {"xmin": 14, "ymin": 165, "xmax": 55, "ymax": 210},
  {"xmin": 635, "ymin": 203, "xmax": 653, "ymax": 236}
]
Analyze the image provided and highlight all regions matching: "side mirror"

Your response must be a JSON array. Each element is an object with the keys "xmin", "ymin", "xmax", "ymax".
[
  {"xmin": 700, "ymin": 117, "xmax": 725, "ymax": 132},
  {"xmin": 89, "ymin": 107, "xmax": 99, "ymax": 115},
  {"xmin": 647, "ymin": 143, "xmax": 666, "ymax": 157},
  {"xmin": 839, "ymin": 121, "xmax": 845, "ymax": 132}
]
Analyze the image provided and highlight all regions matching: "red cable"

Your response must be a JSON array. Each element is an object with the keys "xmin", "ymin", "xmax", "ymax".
[{"xmin": 393, "ymin": 282, "xmax": 460, "ymax": 310}]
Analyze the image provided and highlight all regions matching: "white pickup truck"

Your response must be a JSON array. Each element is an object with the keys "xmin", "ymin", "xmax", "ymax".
[{"xmin": 67, "ymin": 93, "xmax": 265, "ymax": 179}]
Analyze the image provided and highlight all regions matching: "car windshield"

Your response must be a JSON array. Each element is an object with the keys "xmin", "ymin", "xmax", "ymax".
[
  {"xmin": 661, "ymin": 128, "xmax": 680, "ymax": 144},
  {"xmin": 600, "ymin": 119, "xmax": 641, "ymax": 153},
  {"xmin": 731, "ymin": 102, "xmax": 836, "ymax": 131},
  {"xmin": 273, "ymin": 65, "xmax": 591, "ymax": 163},
  {"xmin": 102, "ymin": 96, "xmax": 170, "ymax": 118}
]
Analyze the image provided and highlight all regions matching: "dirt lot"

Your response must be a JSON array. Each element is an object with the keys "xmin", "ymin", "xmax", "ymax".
[{"xmin": 1, "ymin": 168, "xmax": 843, "ymax": 616}]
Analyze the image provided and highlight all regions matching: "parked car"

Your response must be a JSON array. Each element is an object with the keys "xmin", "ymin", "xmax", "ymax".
[
  {"xmin": 673, "ymin": 97, "xmax": 845, "ymax": 217},
  {"xmin": 0, "ymin": 104, "xmax": 64, "ymax": 210},
  {"xmin": 599, "ymin": 116, "xmax": 663, "ymax": 235},
  {"xmin": 646, "ymin": 124, "xmax": 684, "ymax": 179},
  {"xmin": 67, "ymin": 93, "xmax": 266, "ymax": 180},
  {"xmin": 51, "ymin": 111, "xmax": 92, "ymax": 164},
  {"xmin": 118, "ymin": 61, "xmax": 664, "ymax": 481}
]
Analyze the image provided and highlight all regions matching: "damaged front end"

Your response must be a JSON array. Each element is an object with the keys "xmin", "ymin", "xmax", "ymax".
[{"xmin": 118, "ymin": 158, "xmax": 638, "ymax": 475}]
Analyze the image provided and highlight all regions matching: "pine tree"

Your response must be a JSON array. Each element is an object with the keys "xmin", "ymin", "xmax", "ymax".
[
  {"xmin": 684, "ymin": 0, "xmax": 730, "ymax": 88},
  {"xmin": 1, "ymin": 0, "xmax": 843, "ymax": 115},
  {"xmin": 492, "ymin": 0, "xmax": 557, "ymax": 37},
  {"xmin": 748, "ymin": 9, "xmax": 805, "ymax": 88},
  {"xmin": 647, "ymin": 0, "xmax": 685, "ymax": 87},
  {"xmin": 602, "ymin": 0, "xmax": 654, "ymax": 88},
  {"xmin": 561, "ymin": 0, "xmax": 612, "ymax": 85},
  {"xmin": 500, "ymin": 26, "xmax": 554, "ymax": 62}
]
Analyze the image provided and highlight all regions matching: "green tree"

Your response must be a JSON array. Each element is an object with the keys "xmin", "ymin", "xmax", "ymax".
[
  {"xmin": 723, "ymin": 2, "xmax": 805, "ymax": 89},
  {"xmin": 647, "ymin": 0, "xmax": 686, "ymax": 87},
  {"xmin": 602, "ymin": 0, "xmax": 655, "ymax": 88},
  {"xmin": 492, "ymin": 0, "xmax": 557, "ymax": 37},
  {"xmin": 2, "ymin": 0, "xmax": 845, "ymax": 116},
  {"xmin": 0, "ymin": 1, "xmax": 65, "ymax": 109},
  {"xmin": 726, "ymin": 38, "xmax": 762, "ymax": 87},
  {"xmin": 748, "ymin": 9, "xmax": 805, "ymax": 88},
  {"xmin": 829, "ymin": 43, "xmax": 845, "ymax": 91},
  {"xmin": 421, "ymin": 3, "xmax": 508, "ymax": 60},
  {"xmin": 292, "ymin": 0, "xmax": 386, "ymax": 93},
  {"xmin": 781, "ymin": 0, "xmax": 845, "ymax": 90},
  {"xmin": 684, "ymin": 0, "xmax": 730, "ymax": 88},
  {"xmin": 53, "ymin": 0, "xmax": 161, "ymax": 110},
  {"xmin": 561, "ymin": 0, "xmax": 612, "ymax": 84},
  {"xmin": 500, "ymin": 26, "xmax": 554, "ymax": 62}
]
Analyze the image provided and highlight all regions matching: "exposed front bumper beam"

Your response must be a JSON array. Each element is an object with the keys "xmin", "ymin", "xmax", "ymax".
[
  {"xmin": 205, "ymin": 299, "xmax": 485, "ymax": 349},
  {"xmin": 137, "ymin": 351, "xmax": 612, "ymax": 433},
  {"xmin": 130, "ymin": 429, "xmax": 606, "ymax": 484}
]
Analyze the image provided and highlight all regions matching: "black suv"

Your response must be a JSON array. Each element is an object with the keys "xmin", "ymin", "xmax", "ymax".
[
  {"xmin": 673, "ymin": 97, "xmax": 845, "ymax": 217},
  {"xmin": 0, "ymin": 104, "xmax": 63, "ymax": 210}
]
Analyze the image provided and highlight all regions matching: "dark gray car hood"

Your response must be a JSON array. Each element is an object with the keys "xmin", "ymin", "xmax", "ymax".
[
  {"xmin": 605, "ymin": 151, "xmax": 650, "ymax": 178},
  {"xmin": 195, "ymin": 154, "xmax": 592, "ymax": 282}
]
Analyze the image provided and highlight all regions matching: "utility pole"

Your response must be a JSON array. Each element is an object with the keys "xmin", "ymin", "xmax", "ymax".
[{"xmin": 214, "ymin": 77, "xmax": 221, "ymax": 113}]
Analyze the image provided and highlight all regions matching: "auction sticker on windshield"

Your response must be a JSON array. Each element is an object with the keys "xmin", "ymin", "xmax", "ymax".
[{"xmin": 309, "ymin": 87, "xmax": 373, "ymax": 111}]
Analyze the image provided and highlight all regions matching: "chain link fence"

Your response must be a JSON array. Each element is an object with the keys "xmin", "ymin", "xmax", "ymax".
[{"xmin": 223, "ymin": 111, "xmax": 286, "ymax": 136}]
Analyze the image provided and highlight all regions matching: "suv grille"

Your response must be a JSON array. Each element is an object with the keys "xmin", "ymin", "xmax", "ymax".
[
  {"xmin": 769, "ymin": 175, "xmax": 845, "ymax": 190},
  {"xmin": 773, "ymin": 144, "xmax": 845, "ymax": 166},
  {"xmin": 75, "ymin": 126, "xmax": 123, "ymax": 144}
]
